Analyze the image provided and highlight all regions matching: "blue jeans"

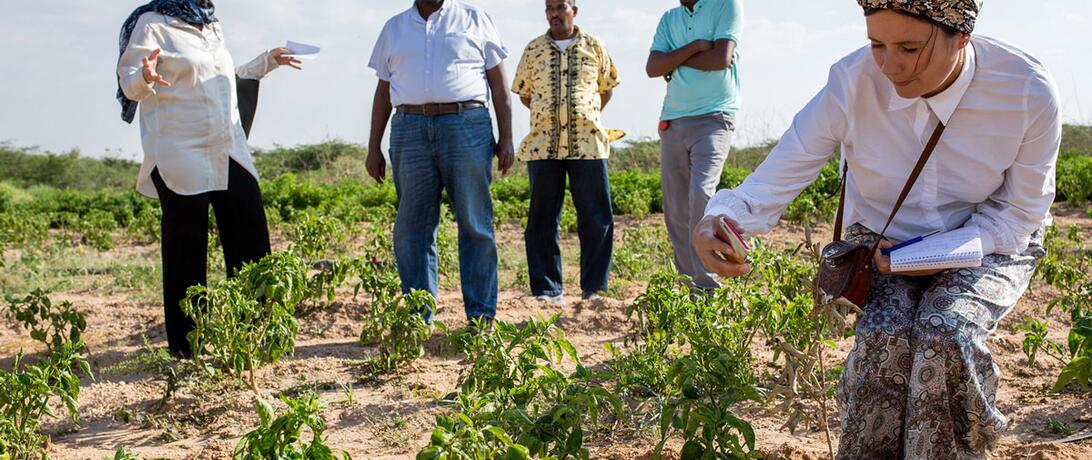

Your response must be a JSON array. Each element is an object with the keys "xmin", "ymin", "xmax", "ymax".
[
  {"xmin": 525, "ymin": 159, "xmax": 614, "ymax": 297},
  {"xmin": 390, "ymin": 107, "xmax": 498, "ymax": 321}
]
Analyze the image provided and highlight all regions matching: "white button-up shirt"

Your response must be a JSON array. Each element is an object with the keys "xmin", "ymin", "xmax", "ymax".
[
  {"xmin": 118, "ymin": 12, "xmax": 279, "ymax": 198},
  {"xmin": 706, "ymin": 36, "xmax": 1061, "ymax": 256},
  {"xmin": 368, "ymin": 0, "xmax": 508, "ymax": 107}
]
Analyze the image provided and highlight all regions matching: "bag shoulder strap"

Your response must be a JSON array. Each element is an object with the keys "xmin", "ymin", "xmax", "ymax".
[
  {"xmin": 833, "ymin": 162, "xmax": 849, "ymax": 241},
  {"xmin": 834, "ymin": 120, "xmax": 947, "ymax": 242}
]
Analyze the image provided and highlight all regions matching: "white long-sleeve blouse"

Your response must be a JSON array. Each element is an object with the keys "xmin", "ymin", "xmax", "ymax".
[
  {"xmin": 118, "ymin": 12, "xmax": 279, "ymax": 199},
  {"xmin": 705, "ymin": 36, "xmax": 1061, "ymax": 256}
]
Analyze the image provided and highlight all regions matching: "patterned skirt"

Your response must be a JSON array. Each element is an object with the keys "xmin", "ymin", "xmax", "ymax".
[{"xmin": 835, "ymin": 224, "xmax": 1045, "ymax": 460}]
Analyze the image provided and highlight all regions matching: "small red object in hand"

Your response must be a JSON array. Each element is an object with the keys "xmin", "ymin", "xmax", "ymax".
[{"xmin": 714, "ymin": 217, "xmax": 750, "ymax": 264}]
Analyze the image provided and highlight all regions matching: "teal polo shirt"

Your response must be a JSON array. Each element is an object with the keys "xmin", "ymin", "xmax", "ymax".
[{"xmin": 651, "ymin": 0, "xmax": 743, "ymax": 121}]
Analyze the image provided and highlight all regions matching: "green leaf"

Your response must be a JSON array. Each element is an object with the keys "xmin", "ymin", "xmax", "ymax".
[{"xmin": 1054, "ymin": 356, "xmax": 1091, "ymax": 392}]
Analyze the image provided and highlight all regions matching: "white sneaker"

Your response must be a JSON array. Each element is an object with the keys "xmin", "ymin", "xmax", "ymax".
[
  {"xmin": 581, "ymin": 292, "xmax": 602, "ymax": 301},
  {"xmin": 535, "ymin": 294, "xmax": 564, "ymax": 305}
]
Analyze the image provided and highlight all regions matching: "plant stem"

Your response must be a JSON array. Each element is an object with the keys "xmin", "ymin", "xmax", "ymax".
[
  {"xmin": 816, "ymin": 328, "xmax": 835, "ymax": 460},
  {"xmin": 249, "ymin": 365, "xmax": 259, "ymax": 395}
]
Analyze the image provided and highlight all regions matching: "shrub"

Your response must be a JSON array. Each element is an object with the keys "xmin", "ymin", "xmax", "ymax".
[
  {"xmin": 613, "ymin": 224, "xmax": 673, "ymax": 282},
  {"xmin": 0, "ymin": 183, "xmax": 13, "ymax": 214},
  {"xmin": 0, "ymin": 341, "xmax": 92, "ymax": 460},
  {"xmin": 234, "ymin": 393, "xmax": 351, "ymax": 460},
  {"xmin": 252, "ymin": 140, "xmax": 366, "ymax": 179},
  {"xmin": 289, "ymin": 212, "xmax": 346, "ymax": 262},
  {"xmin": 782, "ymin": 162, "xmax": 840, "ymax": 224},
  {"xmin": 1057, "ymin": 155, "xmax": 1092, "ymax": 207},
  {"xmin": 719, "ymin": 166, "xmax": 750, "ymax": 190},
  {"xmin": 360, "ymin": 290, "xmax": 436, "ymax": 373},
  {"xmin": 183, "ymin": 252, "xmax": 307, "ymax": 392},
  {"xmin": 444, "ymin": 315, "xmax": 622, "ymax": 459},
  {"xmin": 418, "ymin": 400, "xmax": 527, "ymax": 460},
  {"xmin": 4, "ymin": 289, "xmax": 87, "ymax": 353}
]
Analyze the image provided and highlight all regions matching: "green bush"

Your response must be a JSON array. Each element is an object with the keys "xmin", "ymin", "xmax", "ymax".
[
  {"xmin": 359, "ymin": 289, "xmax": 436, "ymax": 373},
  {"xmin": 4, "ymin": 289, "xmax": 87, "ymax": 353},
  {"xmin": 252, "ymin": 140, "xmax": 367, "ymax": 179},
  {"xmin": 610, "ymin": 139, "xmax": 663, "ymax": 173},
  {"xmin": 783, "ymin": 162, "xmax": 840, "ymax": 224},
  {"xmin": 234, "ymin": 393, "xmax": 351, "ymax": 460},
  {"xmin": 0, "ymin": 183, "xmax": 12, "ymax": 214},
  {"xmin": 423, "ymin": 315, "xmax": 621, "ymax": 460},
  {"xmin": 0, "ymin": 143, "xmax": 138, "ymax": 191},
  {"xmin": 183, "ymin": 251, "xmax": 307, "ymax": 392},
  {"xmin": 719, "ymin": 166, "xmax": 750, "ymax": 190},
  {"xmin": 1057, "ymin": 155, "xmax": 1092, "ymax": 207},
  {"xmin": 611, "ymin": 171, "xmax": 663, "ymax": 215},
  {"xmin": 0, "ymin": 341, "xmax": 92, "ymax": 460}
]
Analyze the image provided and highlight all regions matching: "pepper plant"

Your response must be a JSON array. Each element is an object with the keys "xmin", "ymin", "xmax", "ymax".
[
  {"xmin": 234, "ymin": 393, "xmax": 351, "ymax": 460},
  {"xmin": 0, "ymin": 340, "xmax": 92, "ymax": 460},
  {"xmin": 4, "ymin": 289, "xmax": 87, "ymax": 353},
  {"xmin": 183, "ymin": 251, "xmax": 306, "ymax": 393}
]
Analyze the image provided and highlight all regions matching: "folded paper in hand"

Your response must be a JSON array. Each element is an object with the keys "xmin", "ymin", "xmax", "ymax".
[
  {"xmin": 285, "ymin": 41, "xmax": 320, "ymax": 60},
  {"xmin": 890, "ymin": 226, "xmax": 983, "ymax": 272}
]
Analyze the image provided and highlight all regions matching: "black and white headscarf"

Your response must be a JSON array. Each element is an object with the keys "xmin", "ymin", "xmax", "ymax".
[{"xmin": 116, "ymin": 0, "xmax": 219, "ymax": 123}]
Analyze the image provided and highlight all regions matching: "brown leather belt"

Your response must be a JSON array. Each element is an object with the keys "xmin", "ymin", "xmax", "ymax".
[{"xmin": 396, "ymin": 101, "xmax": 486, "ymax": 116}]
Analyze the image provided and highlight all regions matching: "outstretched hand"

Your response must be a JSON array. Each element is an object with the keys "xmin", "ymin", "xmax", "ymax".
[
  {"xmin": 142, "ymin": 49, "xmax": 172, "ymax": 87},
  {"xmin": 270, "ymin": 48, "xmax": 303, "ymax": 70}
]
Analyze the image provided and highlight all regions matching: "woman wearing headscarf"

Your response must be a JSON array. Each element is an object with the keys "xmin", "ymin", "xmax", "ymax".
[
  {"xmin": 116, "ymin": 0, "xmax": 302, "ymax": 358},
  {"xmin": 691, "ymin": 0, "xmax": 1059, "ymax": 458}
]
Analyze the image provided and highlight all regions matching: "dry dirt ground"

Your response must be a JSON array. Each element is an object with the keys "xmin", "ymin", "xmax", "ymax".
[{"xmin": 2, "ymin": 210, "xmax": 1090, "ymax": 460}]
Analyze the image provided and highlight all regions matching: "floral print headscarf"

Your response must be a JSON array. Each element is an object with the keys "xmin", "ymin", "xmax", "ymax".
[{"xmin": 857, "ymin": 0, "xmax": 983, "ymax": 34}]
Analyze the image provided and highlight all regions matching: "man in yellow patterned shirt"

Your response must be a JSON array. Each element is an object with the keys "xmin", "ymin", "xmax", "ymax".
[{"xmin": 513, "ymin": 0, "xmax": 620, "ymax": 304}]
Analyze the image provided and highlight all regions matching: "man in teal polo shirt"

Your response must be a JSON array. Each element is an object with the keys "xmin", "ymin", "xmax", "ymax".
[{"xmin": 646, "ymin": 0, "xmax": 743, "ymax": 291}]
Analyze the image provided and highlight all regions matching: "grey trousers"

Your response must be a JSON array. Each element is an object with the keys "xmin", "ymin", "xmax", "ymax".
[{"xmin": 659, "ymin": 112, "xmax": 735, "ymax": 289}]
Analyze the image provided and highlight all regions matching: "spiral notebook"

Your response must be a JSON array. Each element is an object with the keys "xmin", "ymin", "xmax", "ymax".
[{"xmin": 889, "ymin": 226, "xmax": 983, "ymax": 272}]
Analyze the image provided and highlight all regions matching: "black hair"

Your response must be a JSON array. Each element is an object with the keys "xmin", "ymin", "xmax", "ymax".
[{"xmin": 864, "ymin": 7, "xmax": 963, "ymax": 37}]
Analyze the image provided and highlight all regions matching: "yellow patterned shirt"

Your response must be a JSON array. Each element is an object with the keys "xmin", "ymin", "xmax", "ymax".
[{"xmin": 512, "ymin": 29, "xmax": 620, "ymax": 161}]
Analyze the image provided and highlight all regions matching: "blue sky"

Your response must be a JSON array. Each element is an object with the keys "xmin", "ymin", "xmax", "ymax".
[{"xmin": 2, "ymin": 0, "xmax": 1090, "ymax": 159}]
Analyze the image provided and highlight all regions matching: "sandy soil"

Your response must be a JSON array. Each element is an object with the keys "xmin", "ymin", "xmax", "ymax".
[{"xmin": 2, "ymin": 210, "xmax": 1090, "ymax": 460}]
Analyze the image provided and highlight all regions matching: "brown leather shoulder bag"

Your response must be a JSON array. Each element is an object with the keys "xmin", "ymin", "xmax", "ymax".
[{"xmin": 817, "ymin": 120, "xmax": 947, "ymax": 307}]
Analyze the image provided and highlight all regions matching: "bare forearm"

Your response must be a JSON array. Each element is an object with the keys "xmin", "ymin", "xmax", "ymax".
[
  {"xmin": 682, "ymin": 39, "xmax": 735, "ymax": 71},
  {"xmin": 519, "ymin": 96, "xmax": 531, "ymax": 110},
  {"xmin": 369, "ymin": 81, "xmax": 393, "ymax": 152},
  {"xmin": 646, "ymin": 43, "xmax": 704, "ymax": 78},
  {"xmin": 600, "ymin": 90, "xmax": 613, "ymax": 110},
  {"xmin": 487, "ymin": 67, "xmax": 513, "ymax": 143},
  {"xmin": 492, "ymin": 89, "xmax": 514, "ymax": 143}
]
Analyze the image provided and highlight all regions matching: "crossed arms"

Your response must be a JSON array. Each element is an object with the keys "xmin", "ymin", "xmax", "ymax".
[{"xmin": 645, "ymin": 38, "xmax": 736, "ymax": 78}]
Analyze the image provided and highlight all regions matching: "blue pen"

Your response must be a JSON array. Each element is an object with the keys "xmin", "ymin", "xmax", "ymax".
[{"xmin": 882, "ymin": 230, "xmax": 942, "ymax": 256}]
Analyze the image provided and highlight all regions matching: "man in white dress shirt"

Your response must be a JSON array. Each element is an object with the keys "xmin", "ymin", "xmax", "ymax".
[{"xmin": 366, "ymin": 0, "xmax": 515, "ymax": 330}]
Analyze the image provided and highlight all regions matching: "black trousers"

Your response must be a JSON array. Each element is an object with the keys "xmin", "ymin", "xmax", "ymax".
[
  {"xmin": 524, "ymin": 159, "xmax": 614, "ymax": 297},
  {"xmin": 151, "ymin": 159, "xmax": 271, "ymax": 357}
]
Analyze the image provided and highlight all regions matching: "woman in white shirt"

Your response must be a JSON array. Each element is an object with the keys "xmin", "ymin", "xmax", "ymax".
[
  {"xmin": 692, "ymin": 1, "xmax": 1059, "ymax": 458},
  {"xmin": 117, "ymin": 0, "xmax": 301, "ymax": 358}
]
